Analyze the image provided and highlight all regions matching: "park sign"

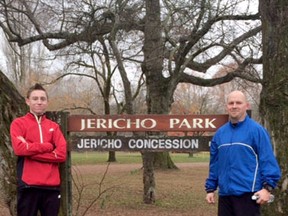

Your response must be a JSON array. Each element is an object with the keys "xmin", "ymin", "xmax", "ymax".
[
  {"xmin": 68, "ymin": 114, "xmax": 228, "ymax": 132},
  {"xmin": 71, "ymin": 135, "xmax": 214, "ymax": 152},
  {"xmin": 67, "ymin": 114, "xmax": 229, "ymax": 152}
]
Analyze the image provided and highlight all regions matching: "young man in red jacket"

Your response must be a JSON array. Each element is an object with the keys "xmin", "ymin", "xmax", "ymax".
[{"xmin": 10, "ymin": 83, "xmax": 67, "ymax": 216}]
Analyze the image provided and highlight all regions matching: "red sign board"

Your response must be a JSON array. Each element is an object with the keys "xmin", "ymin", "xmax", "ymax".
[{"xmin": 67, "ymin": 114, "xmax": 228, "ymax": 132}]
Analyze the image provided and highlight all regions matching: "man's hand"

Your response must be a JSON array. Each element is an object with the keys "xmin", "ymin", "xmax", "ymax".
[
  {"xmin": 206, "ymin": 192, "xmax": 215, "ymax": 204},
  {"xmin": 253, "ymin": 188, "xmax": 271, "ymax": 205}
]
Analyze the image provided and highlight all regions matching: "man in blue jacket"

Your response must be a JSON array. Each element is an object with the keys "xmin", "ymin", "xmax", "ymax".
[{"xmin": 205, "ymin": 90, "xmax": 281, "ymax": 216}]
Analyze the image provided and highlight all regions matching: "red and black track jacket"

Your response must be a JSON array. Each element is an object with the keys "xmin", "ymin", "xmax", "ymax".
[{"xmin": 10, "ymin": 112, "xmax": 67, "ymax": 190}]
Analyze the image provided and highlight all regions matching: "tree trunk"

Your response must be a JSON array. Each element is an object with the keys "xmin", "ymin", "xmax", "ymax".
[
  {"xmin": 142, "ymin": 152, "xmax": 156, "ymax": 203},
  {"xmin": 107, "ymin": 151, "xmax": 116, "ymax": 162},
  {"xmin": 142, "ymin": 0, "xmax": 177, "ymax": 170},
  {"xmin": 153, "ymin": 152, "xmax": 178, "ymax": 169},
  {"xmin": 0, "ymin": 71, "xmax": 27, "ymax": 216},
  {"xmin": 141, "ymin": 0, "xmax": 180, "ymax": 203},
  {"xmin": 259, "ymin": 1, "xmax": 288, "ymax": 215}
]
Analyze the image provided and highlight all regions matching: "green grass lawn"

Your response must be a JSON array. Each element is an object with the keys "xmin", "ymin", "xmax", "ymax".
[{"xmin": 71, "ymin": 151, "xmax": 210, "ymax": 165}]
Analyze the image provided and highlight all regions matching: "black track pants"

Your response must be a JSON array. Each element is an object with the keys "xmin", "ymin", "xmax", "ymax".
[
  {"xmin": 218, "ymin": 193, "xmax": 261, "ymax": 216},
  {"xmin": 17, "ymin": 188, "xmax": 61, "ymax": 216}
]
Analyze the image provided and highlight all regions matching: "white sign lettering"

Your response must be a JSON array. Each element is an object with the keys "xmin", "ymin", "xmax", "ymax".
[
  {"xmin": 80, "ymin": 118, "xmax": 157, "ymax": 131},
  {"xmin": 76, "ymin": 138, "xmax": 205, "ymax": 151},
  {"xmin": 169, "ymin": 118, "xmax": 216, "ymax": 129}
]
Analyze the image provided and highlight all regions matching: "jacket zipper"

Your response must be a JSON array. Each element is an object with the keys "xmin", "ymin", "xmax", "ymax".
[{"xmin": 34, "ymin": 114, "xmax": 43, "ymax": 144}]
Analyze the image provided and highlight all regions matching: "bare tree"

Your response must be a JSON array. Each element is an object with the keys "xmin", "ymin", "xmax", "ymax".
[
  {"xmin": 259, "ymin": 0, "xmax": 288, "ymax": 215},
  {"xmin": 209, "ymin": 62, "xmax": 262, "ymax": 116}
]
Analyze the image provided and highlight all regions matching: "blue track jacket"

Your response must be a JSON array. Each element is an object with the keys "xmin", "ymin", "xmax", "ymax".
[{"xmin": 205, "ymin": 115, "xmax": 281, "ymax": 196}]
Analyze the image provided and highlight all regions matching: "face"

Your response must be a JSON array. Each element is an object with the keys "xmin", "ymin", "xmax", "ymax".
[
  {"xmin": 26, "ymin": 90, "xmax": 48, "ymax": 115},
  {"xmin": 226, "ymin": 91, "xmax": 249, "ymax": 123}
]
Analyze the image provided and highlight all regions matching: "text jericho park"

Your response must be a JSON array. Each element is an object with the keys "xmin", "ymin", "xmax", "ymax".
[{"xmin": 68, "ymin": 114, "xmax": 228, "ymax": 132}]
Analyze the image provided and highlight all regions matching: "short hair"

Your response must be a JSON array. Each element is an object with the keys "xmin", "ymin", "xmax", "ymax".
[{"xmin": 26, "ymin": 83, "xmax": 48, "ymax": 99}]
